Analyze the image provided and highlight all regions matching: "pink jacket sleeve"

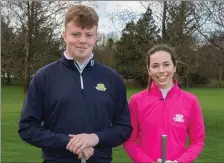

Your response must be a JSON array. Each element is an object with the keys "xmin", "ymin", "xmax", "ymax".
[
  {"xmin": 123, "ymin": 96, "xmax": 152, "ymax": 163},
  {"xmin": 176, "ymin": 96, "xmax": 205, "ymax": 163}
]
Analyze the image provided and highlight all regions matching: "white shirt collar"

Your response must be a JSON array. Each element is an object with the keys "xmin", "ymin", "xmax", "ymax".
[
  {"xmin": 64, "ymin": 52, "xmax": 74, "ymax": 60},
  {"xmin": 63, "ymin": 51, "xmax": 94, "ymax": 72}
]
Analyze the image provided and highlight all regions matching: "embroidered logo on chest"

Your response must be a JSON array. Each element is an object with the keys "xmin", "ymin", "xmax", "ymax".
[
  {"xmin": 95, "ymin": 83, "xmax": 107, "ymax": 91},
  {"xmin": 173, "ymin": 114, "xmax": 184, "ymax": 123}
]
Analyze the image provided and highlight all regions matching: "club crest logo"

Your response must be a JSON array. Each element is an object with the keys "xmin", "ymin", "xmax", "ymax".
[
  {"xmin": 95, "ymin": 83, "xmax": 106, "ymax": 91},
  {"xmin": 173, "ymin": 114, "xmax": 184, "ymax": 123}
]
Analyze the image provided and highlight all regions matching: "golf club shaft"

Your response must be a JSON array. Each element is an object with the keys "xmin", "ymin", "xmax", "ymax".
[
  {"xmin": 162, "ymin": 135, "xmax": 167, "ymax": 163},
  {"xmin": 81, "ymin": 153, "xmax": 86, "ymax": 163}
]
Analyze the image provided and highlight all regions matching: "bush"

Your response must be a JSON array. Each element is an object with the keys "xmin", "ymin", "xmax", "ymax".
[
  {"xmin": 208, "ymin": 79, "xmax": 224, "ymax": 88},
  {"xmin": 191, "ymin": 73, "xmax": 209, "ymax": 85}
]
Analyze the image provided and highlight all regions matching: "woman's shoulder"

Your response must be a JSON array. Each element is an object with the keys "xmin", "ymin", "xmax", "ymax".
[
  {"xmin": 179, "ymin": 89, "xmax": 198, "ymax": 102},
  {"xmin": 130, "ymin": 89, "xmax": 148, "ymax": 100}
]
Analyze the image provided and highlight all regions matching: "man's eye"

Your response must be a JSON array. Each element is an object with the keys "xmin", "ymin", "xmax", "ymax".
[
  {"xmin": 164, "ymin": 64, "xmax": 170, "ymax": 66},
  {"xmin": 72, "ymin": 33, "xmax": 79, "ymax": 36}
]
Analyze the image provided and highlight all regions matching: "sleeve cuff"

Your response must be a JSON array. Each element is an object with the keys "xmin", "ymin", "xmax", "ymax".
[
  {"xmin": 94, "ymin": 132, "xmax": 105, "ymax": 146},
  {"xmin": 60, "ymin": 135, "xmax": 70, "ymax": 148}
]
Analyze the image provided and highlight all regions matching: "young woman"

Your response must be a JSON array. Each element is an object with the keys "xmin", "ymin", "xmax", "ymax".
[{"xmin": 123, "ymin": 45, "xmax": 205, "ymax": 163}]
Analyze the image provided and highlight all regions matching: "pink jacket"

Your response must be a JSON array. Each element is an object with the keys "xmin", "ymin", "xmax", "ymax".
[{"xmin": 123, "ymin": 81, "xmax": 205, "ymax": 163}]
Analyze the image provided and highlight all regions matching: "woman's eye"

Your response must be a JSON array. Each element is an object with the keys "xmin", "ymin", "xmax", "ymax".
[{"xmin": 152, "ymin": 65, "xmax": 158, "ymax": 68}]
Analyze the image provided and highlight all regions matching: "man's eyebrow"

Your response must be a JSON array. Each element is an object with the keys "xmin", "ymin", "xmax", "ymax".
[
  {"xmin": 163, "ymin": 61, "xmax": 170, "ymax": 63},
  {"xmin": 71, "ymin": 32, "xmax": 79, "ymax": 34}
]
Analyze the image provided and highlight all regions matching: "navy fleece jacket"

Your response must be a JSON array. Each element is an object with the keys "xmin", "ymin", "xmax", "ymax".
[{"xmin": 18, "ymin": 55, "xmax": 132, "ymax": 163}]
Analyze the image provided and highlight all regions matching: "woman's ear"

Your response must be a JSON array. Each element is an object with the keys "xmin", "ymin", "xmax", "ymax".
[
  {"xmin": 174, "ymin": 65, "xmax": 177, "ymax": 73},
  {"xmin": 147, "ymin": 67, "xmax": 151, "ymax": 76}
]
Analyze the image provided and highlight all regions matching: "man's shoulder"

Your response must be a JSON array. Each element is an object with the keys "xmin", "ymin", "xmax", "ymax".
[
  {"xmin": 33, "ymin": 60, "xmax": 59, "ymax": 78},
  {"xmin": 95, "ymin": 62, "xmax": 121, "ymax": 79}
]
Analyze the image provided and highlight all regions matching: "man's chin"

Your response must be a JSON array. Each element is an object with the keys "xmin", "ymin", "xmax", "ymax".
[{"xmin": 71, "ymin": 53, "xmax": 92, "ymax": 61}]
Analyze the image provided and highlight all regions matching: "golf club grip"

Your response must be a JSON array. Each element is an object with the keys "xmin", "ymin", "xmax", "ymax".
[
  {"xmin": 162, "ymin": 135, "xmax": 167, "ymax": 163},
  {"xmin": 81, "ymin": 154, "xmax": 86, "ymax": 163}
]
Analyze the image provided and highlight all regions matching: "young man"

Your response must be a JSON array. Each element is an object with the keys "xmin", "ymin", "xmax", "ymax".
[{"xmin": 18, "ymin": 4, "xmax": 132, "ymax": 163}]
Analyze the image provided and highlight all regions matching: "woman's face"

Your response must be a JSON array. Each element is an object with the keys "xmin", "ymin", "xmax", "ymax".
[{"xmin": 148, "ymin": 50, "xmax": 176, "ymax": 89}]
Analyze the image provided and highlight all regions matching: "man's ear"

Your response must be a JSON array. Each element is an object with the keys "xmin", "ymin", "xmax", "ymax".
[{"xmin": 62, "ymin": 31, "xmax": 66, "ymax": 42}]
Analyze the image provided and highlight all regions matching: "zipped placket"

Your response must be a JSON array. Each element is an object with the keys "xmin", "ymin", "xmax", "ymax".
[
  {"xmin": 160, "ymin": 87, "xmax": 173, "ymax": 134},
  {"xmin": 160, "ymin": 93, "xmax": 167, "ymax": 135},
  {"xmin": 161, "ymin": 98, "xmax": 166, "ymax": 133},
  {"xmin": 162, "ymin": 99, "xmax": 167, "ymax": 133},
  {"xmin": 74, "ymin": 62, "xmax": 84, "ymax": 90},
  {"xmin": 161, "ymin": 94, "xmax": 170, "ymax": 135},
  {"xmin": 73, "ymin": 59, "xmax": 94, "ymax": 90}
]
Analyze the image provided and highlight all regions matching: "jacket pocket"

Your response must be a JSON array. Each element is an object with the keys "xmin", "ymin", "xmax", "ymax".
[
  {"xmin": 171, "ymin": 121, "xmax": 186, "ymax": 129},
  {"xmin": 171, "ymin": 121, "xmax": 188, "ymax": 145}
]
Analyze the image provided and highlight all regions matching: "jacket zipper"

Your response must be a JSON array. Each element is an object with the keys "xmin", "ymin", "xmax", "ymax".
[
  {"xmin": 162, "ymin": 98, "xmax": 165, "ymax": 133},
  {"xmin": 160, "ymin": 94, "xmax": 167, "ymax": 134},
  {"xmin": 74, "ymin": 62, "xmax": 84, "ymax": 90},
  {"xmin": 163, "ymin": 99, "xmax": 166, "ymax": 132}
]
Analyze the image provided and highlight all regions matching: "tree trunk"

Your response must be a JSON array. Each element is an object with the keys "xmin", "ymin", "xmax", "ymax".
[
  {"xmin": 6, "ymin": 72, "xmax": 12, "ymax": 85},
  {"xmin": 24, "ymin": 56, "xmax": 28, "ymax": 95},
  {"xmin": 219, "ymin": 68, "xmax": 223, "ymax": 81},
  {"xmin": 23, "ymin": 1, "xmax": 34, "ymax": 95},
  {"xmin": 162, "ymin": 1, "xmax": 167, "ymax": 41},
  {"xmin": 186, "ymin": 76, "xmax": 189, "ymax": 89}
]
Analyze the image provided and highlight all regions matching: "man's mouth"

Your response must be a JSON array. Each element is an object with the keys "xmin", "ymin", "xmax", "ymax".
[{"xmin": 77, "ymin": 47, "xmax": 87, "ymax": 49}]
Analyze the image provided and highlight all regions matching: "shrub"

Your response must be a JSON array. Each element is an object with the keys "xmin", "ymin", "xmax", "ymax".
[{"xmin": 208, "ymin": 79, "xmax": 224, "ymax": 88}]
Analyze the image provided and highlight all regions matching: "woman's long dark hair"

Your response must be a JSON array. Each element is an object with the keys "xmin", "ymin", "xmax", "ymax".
[{"xmin": 146, "ymin": 45, "xmax": 177, "ymax": 89}]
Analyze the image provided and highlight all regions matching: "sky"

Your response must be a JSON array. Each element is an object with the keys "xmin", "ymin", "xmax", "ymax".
[
  {"xmin": 2, "ymin": 1, "xmax": 161, "ymax": 40},
  {"xmin": 81, "ymin": 1, "xmax": 151, "ymax": 35}
]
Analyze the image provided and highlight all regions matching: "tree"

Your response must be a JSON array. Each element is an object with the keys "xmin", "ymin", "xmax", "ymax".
[
  {"xmin": 1, "ymin": 17, "xmax": 23, "ymax": 85},
  {"xmin": 198, "ymin": 31, "xmax": 224, "ymax": 82},
  {"xmin": 163, "ymin": 1, "xmax": 201, "ymax": 87},
  {"xmin": 115, "ymin": 7, "xmax": 160, "ymax": 86},
  {"xmin": 93, "ymin": 32, "xmax": 116, "ymax": 68},
  {"xmin": 1, "ymin": 1, "xmax": 78, "ymax": 94}
]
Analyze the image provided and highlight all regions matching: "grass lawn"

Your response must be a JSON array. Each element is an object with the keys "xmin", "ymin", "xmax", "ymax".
[{"xmin": 2, "ymin": 85, "xmax": 224, "ymax": 162}]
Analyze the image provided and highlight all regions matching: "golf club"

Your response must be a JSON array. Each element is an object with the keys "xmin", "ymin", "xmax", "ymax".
[
  {"xmin": 162, "ymin": 135, "xmax": 167, "ymax": 163},
  {"xmin": 81, "ymin": 153, "xmax": 86, "ymax": 163}
]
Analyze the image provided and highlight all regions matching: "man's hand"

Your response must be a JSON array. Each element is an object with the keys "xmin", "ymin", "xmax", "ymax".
[
  {"xmin": 66, "ymin": 133, "xmax": 99, "ymax": 154},
  {"xmin": 77, "ymin": 147, "xmax": 94, "ymax": 160}
]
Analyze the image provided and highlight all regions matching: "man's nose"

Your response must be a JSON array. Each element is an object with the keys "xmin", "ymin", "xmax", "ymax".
[{"xmin": 79, "ymin": 35, "xmax": 87, "ymax": 43}]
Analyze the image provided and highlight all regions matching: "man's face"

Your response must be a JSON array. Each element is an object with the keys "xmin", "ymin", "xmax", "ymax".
[{"xmin": 63, "ymin": 21, "xmax": 98, "ymax": 62}]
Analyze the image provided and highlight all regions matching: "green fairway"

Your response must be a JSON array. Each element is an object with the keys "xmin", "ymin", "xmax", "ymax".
[{"xmin": 2, "ymin": 85, "xmax": 224, "ymax": 162}]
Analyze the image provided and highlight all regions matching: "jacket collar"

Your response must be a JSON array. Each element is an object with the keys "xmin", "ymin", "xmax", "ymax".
[
  {"xmin": 148, "ymin": 79, "xmax": 180, "ymax": 100},
  {"xmin": 59, "ymin": 53, "xmax": 95, "ymax": 71}
]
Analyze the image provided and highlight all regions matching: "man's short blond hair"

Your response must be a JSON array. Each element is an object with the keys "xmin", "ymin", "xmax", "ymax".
[{"xmin": 65, "ymin": 4, "xmax": 99, "ymax": 29}]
